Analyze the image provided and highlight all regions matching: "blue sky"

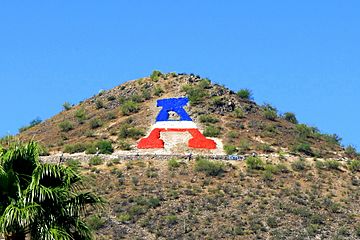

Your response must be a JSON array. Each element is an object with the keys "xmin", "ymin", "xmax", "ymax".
[{"xmin": 0, "ymin": 1, "xmax": 359, "ymax": 149}]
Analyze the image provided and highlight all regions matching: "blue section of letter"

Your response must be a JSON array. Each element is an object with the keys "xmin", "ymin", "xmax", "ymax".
[{"xmin": 156, "ymin": 97, "xmax": 192, "ymax": 122}]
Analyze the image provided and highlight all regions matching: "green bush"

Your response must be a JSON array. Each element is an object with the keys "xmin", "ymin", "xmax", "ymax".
[
  {"xmin": 245, "ymin": 156, "xmax": 264, "ymax": 170},
  {"xmin": 195, "ymin": 158, "xmax": 225, "ymax": 176},
  {"xmin": 87, "ymin": 215, "xmax": 106, "ymax": 230},
  {"xmin": 89, "ymin": 118, "xmax": 103, "ymax": 129},
  {"xmin": 131, "ymin": 94, "xmax": 143, "ymax": 103},
  {"xmin": 291, "ymin": 159, "xmax": 307, "ymax": 171},
  {"xmin": 63, "ymin": 143, "xmax": 88, "ymax": 153},
  {"xmin": 95, "ymin": 140, "xmax": 114, "ymax": 154},
  {"xmin": 120, "ymin": 100, "xmax": 139, "ymax": 115},
  {"xmin": 168, "ymin": 158, "xmax": 181, "ymax": 170},
  {"xmin": 106, "ymin": 111, "xmax": 117, "ymax": 120},
  {"xmin": 237, "ymin": 89, "xmax": 252, "ymax": 100},
  {"xmin": 89, "ymin": 156, "xmax": 103, "ymax": 166},
  {"xmin": 283, "ymin": 112, "xmax": 298, "ymax": 124},
  {"xmin": 95, "ymin": 99, "xmax": 105, "ymax": 109},
  {"xmin": 212, "ymin": 96, "xmax": 224, "ymax": 106},
  {"xmin": 224, "ymin": 145, "xmax": 237, "ymax": 155},
  {"xmin": 324, "ymin": 160, "xmax": 341, "ymax": 170},
  {"xmin": 264, "ymin": 108, "xmax": 277, "ymax": 121},
  {"xmin": 63, "ymin": 102, "xmax": 72, "ymax": 111},
  {"xmin": 199, "ymin": 115, "xmax": 219, "ymax": 124},
  {"xmin": 59, "ymin": 120, "xmax": 74, "ymax": 132},
  {"xmin": 141, "ymin": 90, "xmax": 151, "ymax": 101},
  {"xmin": 322, "ymin": 133, "xmax": 342, "ymax": 145},
  {"xmin": 119, "ymin": 140, "xmax": 132, "ymax": 150},
  {"xmin": 292, "ymin": 143, "xmax": 314, "ymax": 156},
  {"xmin": 233, "ymin": 108, "xmax": 245, "ymax": 118},
  {"xmin": 198, "ymin": 78, "xmax": 211, "ymax": 89},
  {"xmin": 75, "ymin": 108, "xmax": 87, "ymax": 124},
  {"xmin": 107, "ymin": 95, "xmax": 116, "ymax": 101},
  {"xmin": 181, "ymin": 84, "xmax": 208, "ymax": 105},
  {"xmin": 118, "ymin": 124, "xmax": 144, "ymax": 139},
  {"xmin": 227, "ymin": 131, "xmax": 239, "ymax": 139},
  {"xmin": 203, "ymin": 125, "xmax": 221, "ymax": 137},
  {"xmin": 154, "ymin": 86, "xmax": 164, "ymax": 96},
  {"xmin": 66, "ymin": 158, "xmax": 81, "ymax": 171},
  {"xmin": 345, "ymin": 145, "xmax": 357, "ymax": 157},
  {"xmin": 348, "ymin": 159, "xmax": 360, "ymax": 172},
  {"xmin": 238, "ymin": 139, "xmax": 251, "ymax": 154},
  {"xmin": 296, "ymin": 124, "xmax": 316, "ymax": 139},
  {"xmin": 18, "ymin": 117, "xmax": 42, "ymax": 133},
  {"xmin": 150, "ymin": 70, "xmax": 163, "ymax": 81}
]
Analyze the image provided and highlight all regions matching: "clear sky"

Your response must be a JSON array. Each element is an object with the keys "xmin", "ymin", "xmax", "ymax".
[{"xmin": 0, "ymin": 1, "xmax": 359, "ymax": 150}]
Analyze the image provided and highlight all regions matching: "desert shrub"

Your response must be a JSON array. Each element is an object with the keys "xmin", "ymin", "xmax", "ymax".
[
  {"xmin": 19, "ymin": 117, "xmax": 42, "ymax": 133},
  {"xmin": 283, "ymin": 112, "xmax": 298, "ymax": 124},
  {"xmin": 182, "ymin": 84, "xmax": 208, "ymax": 105},
  {"xmin": 95, "ymin": 99, "xmax": 105, "ymax": 109},
  {"xmin": 199, "ymin": 114, "xmax": 219, "ymax": 124},
  {"xmin": 163, "ymin": 215, "xmax": 178, "ymax": 225},
  {"xmin": 257, "ymin": 143, "xmax": 273, "ymax": 153},
  {"xmin": 106, "ymin": 111, "xmax": 116, "ymax": 120},
  {"xmin": 38, "ymin": 145, "xmax": 50, "ymax": 156},
  {"xmin": 345, "ymin": 145, "xmax": 357, "ymax": 157},
  {"xmin": 131, "ymin": 94, "xmax": 143, "ymax": 103},
  {"xmin": 66, "ymin": 158, "xmax": 81, "ymax": 171},
  {"xmin": 246, "ymin": 156, "xmax": 264, "ymax": 170},
  {"xmin": 324, "ymin": 159, "xmax": 341, "ymax": 170},
  {"xmin": 75, "ymin": 108, "xmax": 87, "ymax": 124},
  {"xmin": 224, "ymin": 145, "xmax": 237, "ymax": 155},
  {"xmin": 292, "ymin": 143, "xmax": 314, "ymax": 156},
  {"xmin": 238, "ymin": 139, "xmax": 251, "ymax": 154},
  {"xmin": 89, "ymin": 156, "xmax": 103, "ymax": 166},
  {"xmin": 119, "ymin": 140, "xmax": 132, "ymax": 150},
  {"xmin": 118, "ymin": 124, "xmax": 144, "ymax": 139},
  {"xmin": 95, "ymin": 140, "xmax": 114, "ymax": 154},
  {"xmin": 322, "ymin": 133, "xmax": 342, "ymax": 145},
  {"xmin": 203, "ymin": 125, "xmax": 221, "ymax": 137},
  {"xmin": 296, "ymin": 124, "xmax": 316, "ymax": 139},
  {"xmin": 63, "ymin": 143, "xmax": 88, "ymax": 153},
  {"xmin": 87, "ymin": 215, "xmax": 106, "ymax": 230},
  {"xmin": 348, "ymin": 159, "xmax": 360, "ymax": 172},
  {"xmin": 59, "ymin": 120, "xmax": 74, "ymax": 132},
  {"xmin": 195, "ymin": 158, "xmax": 225, "ymax": 176},
  {"xmin": 198, "ymin": 78, "xmax": 211, "ymax": 89},
  {"xmin": 141, "ymin": 89, "xmax": 152, "ymax": 100},
  {"xmin": 150, "ymin": 70, "xmax": 162, "ymax": 81},
  {"xmin": 89, "ymin": 118, "xmax": 103, "ymax": 129},
  {"xmin": 62, "ymin": 102, "xmax": 72, "ymax": 111},
  {"xmin": 168, "ymin": 158, "xmax": 181, "ymax": 170},
  {"xmin": 107, "ymin": 95, "xmax": 116, "ymax": 101},
  {"xmin": 266, "ymin": 216, "xmax": 278, "ymax": 228},
  {"xmin": 154, "ymin": 86, "xmax": 164, "ymax": 96},
  {"xmin": 85, "ymin": 140, "xmax": 113, "ymax": 154},
  {"xmin": 120, "ymin": 100, "xmax": 139, "ymax": 115},
  {"xmin": 264, "ymin": 108, "xmax": 277, "ymax": 121},
  {"xmin": 233, "ymin": 108, "xmax": 245, "ymax": 118},
  {"xmin": 227, "ymin": 131, "xmax": 238, "ymax": 139},
  {"xmin": 212, "ymin": 96, "xmax": 224, "ymax": 106},
  {"xmin": 291, "ymin": 159, "xmax": 307, "ymax": 171},
  {"xmin": 237, "ymin": 89, "xmax": 252, "ymax": 100}
]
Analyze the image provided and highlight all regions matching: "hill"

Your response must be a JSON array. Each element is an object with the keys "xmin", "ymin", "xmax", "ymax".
[
  {"xmin": 2, "ymin": 71, "xmax": 360, "ymax": 239},
  {"xmin": 15, "ymin": 71, "xmax": 354, "ymax": 159}
]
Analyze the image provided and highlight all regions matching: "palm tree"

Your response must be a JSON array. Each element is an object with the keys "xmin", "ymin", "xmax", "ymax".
[{"xmin": 0, "ymin": 141, "xmax": 102, "ymax": 240}]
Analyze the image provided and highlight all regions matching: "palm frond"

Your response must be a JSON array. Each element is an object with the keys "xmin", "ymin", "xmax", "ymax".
[{"xmin": 0, "ymin": 202, "xmax": 42, "ymax": 233}]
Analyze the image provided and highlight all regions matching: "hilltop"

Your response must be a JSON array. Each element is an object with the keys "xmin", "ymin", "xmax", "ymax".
[{"xmin": 15, "ymin": 71, "xmax": 355, "ymax": 159}]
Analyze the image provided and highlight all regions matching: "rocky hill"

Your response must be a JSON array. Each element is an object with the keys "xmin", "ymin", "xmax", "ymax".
[
  {"xmin": 9, "ymin": 71, "xmax": 360, "ymax": 239},
  {"xmin": 15, "ymin": 71, "xmax": 353, "ymax": 159}
]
